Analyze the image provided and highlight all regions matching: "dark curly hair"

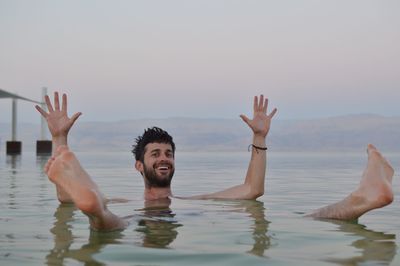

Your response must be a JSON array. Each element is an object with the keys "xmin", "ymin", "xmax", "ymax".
[{"xmin": 132, "ymin": 127, "xmax": 176, "ymax": 162}]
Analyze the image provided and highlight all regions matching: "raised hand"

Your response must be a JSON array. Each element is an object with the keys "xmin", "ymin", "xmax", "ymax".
[
  {"xmin": 240, "ymin": 95, "xmax": 277, "ymax": 137},
  {"xmin": 35, "ymin": 92, "xmax": 82, "ymax": 138}
]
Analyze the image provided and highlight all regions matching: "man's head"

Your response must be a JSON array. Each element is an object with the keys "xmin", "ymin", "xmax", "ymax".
[{"xmin": 132, "ymin": 127, "xmax": 176, "ymax": 188}]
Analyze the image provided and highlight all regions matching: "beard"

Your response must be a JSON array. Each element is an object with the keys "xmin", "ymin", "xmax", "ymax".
[{"xmin": 143, "ymin": 162, "xmax": 175, "ymax": 188}]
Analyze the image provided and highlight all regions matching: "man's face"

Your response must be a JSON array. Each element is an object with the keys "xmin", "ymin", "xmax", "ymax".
[{"xmin": 136, "ymin": 143, "xmax": 175, "ymax": 188}]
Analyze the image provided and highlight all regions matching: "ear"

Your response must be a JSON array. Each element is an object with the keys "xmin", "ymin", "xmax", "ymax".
[{"xmin": 135, "ymin": 161, "xmax": 144, "ymax": 175}]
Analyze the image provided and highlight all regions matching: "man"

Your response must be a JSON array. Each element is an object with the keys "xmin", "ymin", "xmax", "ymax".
[{"xmin": 36, "ymin": 92, "xmax": 394, "ymax": 231}]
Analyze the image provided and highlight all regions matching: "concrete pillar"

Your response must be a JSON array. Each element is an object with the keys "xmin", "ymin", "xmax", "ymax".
[
  {"xmin": 11, "ymin": 98, "xmax": 17, "ymax": 141},
  {"xmin": 36, "ymin": 87, "xmax": 52, "ymax": 154},
  {"xmin": 40, "ymin": 87, "xmax": 47, "ymax": 140},
  {"xmin": 7, "ymin": 98, "xmax": 22, "ymax": 154}
]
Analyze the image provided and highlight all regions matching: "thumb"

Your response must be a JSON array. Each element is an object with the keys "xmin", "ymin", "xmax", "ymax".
[
  {"xmin": 71, "ymin": 112, "xmax": 82, "ymax": 124},
  {"xmin": 35, "ymin": 105, "xmax": 48, "ymax": 118},
  {"xmin": 239, "ymin": 114, "xmax": 251, "ymax": 126}
]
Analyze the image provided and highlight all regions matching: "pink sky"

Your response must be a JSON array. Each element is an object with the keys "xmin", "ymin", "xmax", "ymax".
[{"xmin": 1, "ymin": 0, "xmax": 399, "ymax": 123}]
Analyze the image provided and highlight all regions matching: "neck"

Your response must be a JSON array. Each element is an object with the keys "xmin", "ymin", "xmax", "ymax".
[{"xmin": 144, "ymin": 186, "xmax": 172, "ymax": 200}]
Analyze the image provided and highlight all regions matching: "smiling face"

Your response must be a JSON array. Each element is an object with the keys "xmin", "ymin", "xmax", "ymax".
[{"xmin": 135, "ymin": 142, "xmax": 175, "ymax": 188}]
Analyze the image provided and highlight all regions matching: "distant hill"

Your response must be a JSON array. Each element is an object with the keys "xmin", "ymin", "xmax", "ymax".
[
  {"xmin": 271, "ymin": 114, "xmax": 400, "ymax": 152},
  {"xmin": 1, "ymin": 114, "xmax": 399, "ymax": 152}
]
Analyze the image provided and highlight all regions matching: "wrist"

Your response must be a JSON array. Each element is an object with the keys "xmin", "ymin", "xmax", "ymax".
[
  {"xmin": 248, "ymin": 144, "xmax": 267, "ymax": 153},
  {"xmin": 52, "ymin": 135, "xmax": 68, "ymax": 146},
  {"xmin": 252, "ymin": 134, "xmax": 266, "ymax": 145}
]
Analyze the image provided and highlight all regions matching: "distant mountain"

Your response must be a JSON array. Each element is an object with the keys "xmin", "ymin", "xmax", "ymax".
[
  {"xmin": 271, "ymin": 114, "xmax": 400, "ymax": 151},
  {"xmin": 1, "ymin": 114, "xmax": 399, "ymax": 152}
]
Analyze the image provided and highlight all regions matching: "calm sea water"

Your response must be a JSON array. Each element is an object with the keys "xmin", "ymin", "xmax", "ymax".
[{"xmin": 1, "ymin": 150, "xmax": 399, "ymax": 265}]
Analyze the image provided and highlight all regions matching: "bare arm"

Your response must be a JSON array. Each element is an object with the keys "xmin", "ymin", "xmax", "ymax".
[
  {"xmin": 188, "ymin": 95, "xmax": 277, "ymax": 200},
  {"xmin": 36, "ymin": 92, "xmax": 82, "ymax": 203}
]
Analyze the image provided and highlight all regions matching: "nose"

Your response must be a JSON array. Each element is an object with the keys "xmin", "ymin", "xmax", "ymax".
[{"xmin": 159, "ymin": 153, "xmax": 171, "ymax": 162}]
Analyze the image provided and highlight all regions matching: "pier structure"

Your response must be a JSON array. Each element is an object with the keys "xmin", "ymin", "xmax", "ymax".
[{"xmin": 0, "ymin": 88, "xmax": 52, "ymax": 155}]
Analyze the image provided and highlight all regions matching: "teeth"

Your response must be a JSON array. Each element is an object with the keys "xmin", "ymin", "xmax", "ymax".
[{"xmin": 158, "ymin": 166, "xmax": 169, "ymax": 170}]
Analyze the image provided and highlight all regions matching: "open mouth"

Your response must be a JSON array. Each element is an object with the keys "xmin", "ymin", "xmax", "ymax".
[{"xmin": 155, "ymin": 163, "xmax": 172, "ymax": 172}]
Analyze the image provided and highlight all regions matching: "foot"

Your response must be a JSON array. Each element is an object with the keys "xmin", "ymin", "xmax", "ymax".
[
  {"xmin": 45, "ymin": 146, "xmax": 128, "ymax": 230},
  {"xmin": 45, "ymin": 146, "xmax": 104, "ymax": 214},
  {"xmin": 309, "ymin": 144, "xmax": 394, "ymax": 220},
  {"xmin": 351, "ymin": 144, "xmax": 394, "ymax": 211}
]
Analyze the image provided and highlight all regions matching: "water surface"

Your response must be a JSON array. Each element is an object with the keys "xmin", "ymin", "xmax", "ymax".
[{"xmin": 1, "ymin": 150, "xmax": 399, "ymax": 265}]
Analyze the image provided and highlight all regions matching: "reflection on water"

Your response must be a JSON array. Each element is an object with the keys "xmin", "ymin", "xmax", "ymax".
[
  {"xmin": 46, "ymin": 204, "xmax": 124, "ymax": 266},
  {"xmin": 6, "ymin": 155, "xmax": 20, "ymax": 209},
  {"xmin": 136, "ymin": 198, "xmax": 182, "ymax": 249},
  {"xmin": 323, "ymin": 220, "xmax": 396, "ymax": 265},
  {"xmin": 46, "ymin": 204, "xmax": 76, "ymax": 265},
  {"xmin": 44, "ymin": 198, "xmax": 397, "ymax": 265},
  {"xmin": 45, "ymin": 199, "xmax": 273, "ymax": 264},
  {"xmin": 6, "ymin": 154, "xmax": 21, "ymax": 171},
  {"xmin": 239, "ymin": 201, "xmax": 271, "ymax": 257},
  {"xmin": 36, "ymin": 154, "xmax": 51, "ymax": 176},
  {"xmin": 36, "ymin": 154, "xmax": 51, "ymax": 200}
]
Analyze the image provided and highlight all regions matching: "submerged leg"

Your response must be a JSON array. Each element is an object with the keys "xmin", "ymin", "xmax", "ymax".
[
  {"xmin": 45, "ymin": 145, "xmax": 128, "ymax": 230},
  {"xmin": 308, "ymin": 144, "xmax": 394, "ymax": 220}
]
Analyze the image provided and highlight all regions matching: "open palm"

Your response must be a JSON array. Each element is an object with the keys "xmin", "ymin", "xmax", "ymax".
[
  {"xmin": 35, "ymin": 92, "xmax": 81, "ymax": 137},
  {"xmin": 240, "ymin": 95, "xmax": 277, "ymax": 137}
]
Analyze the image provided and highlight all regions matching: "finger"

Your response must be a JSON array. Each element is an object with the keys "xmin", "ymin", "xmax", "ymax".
[
  {"xmin": 45, "ymin": 95, "xmax": 54, "ymax": 112},
  {"xmin": 240, "ymin": 114, "xmax": 251, "ymax": 126},
  {"xmin": 62, "ymin": 93, "xmax": 67, "ymax": 112},
  {"xmin": 44, "ymin": 157, "xmax": 54, "ymax": 173},
  {"xmin": 54, "ymin": 91, "xmax": 60, "ymax": 111},
  {"xmin": 253, "ymin": 96, "xmax": 258, "ymax": 113},
  {"xmin": 262, "ymin": 98, "xmax": 268, "ymax": 113},
  {"xmin": 35, "ymin": 105, "xmax": 48, "ymax": 118},
  {"xmin": 70, "ymin": 112, "xmax": 82, "ymax": 124},
  {"xmin": 269, "ymin": 108, "xmax": 277, "ymax": 118},
  {"xmin": 258, "ymin": 94, "xmax": 264, "ymax": 110}
]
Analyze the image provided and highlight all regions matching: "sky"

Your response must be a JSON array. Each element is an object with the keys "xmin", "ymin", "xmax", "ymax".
[{"xmin": 1, "ymin": 0, "xmax": 399, "ymax": 124}]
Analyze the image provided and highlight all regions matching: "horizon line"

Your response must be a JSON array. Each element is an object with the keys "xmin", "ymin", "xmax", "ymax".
[{"xmin": 0, "ymin": 112, "xmax": 399, "ymax": 125}]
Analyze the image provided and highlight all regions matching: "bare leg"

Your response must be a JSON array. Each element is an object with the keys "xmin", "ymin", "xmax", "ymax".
[
  {"xmin": 308, "ymin": 144, "xmax": 394, "ymax": 220},
  {"xmin": 45, "ymin": 146, "xmax": 128, "ymax": 231}
]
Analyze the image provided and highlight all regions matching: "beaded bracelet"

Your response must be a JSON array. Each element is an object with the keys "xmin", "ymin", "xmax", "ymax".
[{"xmin": 248, "ymin": 144, "xmax": 268, "ymax": 153}]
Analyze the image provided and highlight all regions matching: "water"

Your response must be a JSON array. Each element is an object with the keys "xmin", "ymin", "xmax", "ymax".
[{"xmin": 1, "ymin": 150, "xmax": 399, "ymax": 265}]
